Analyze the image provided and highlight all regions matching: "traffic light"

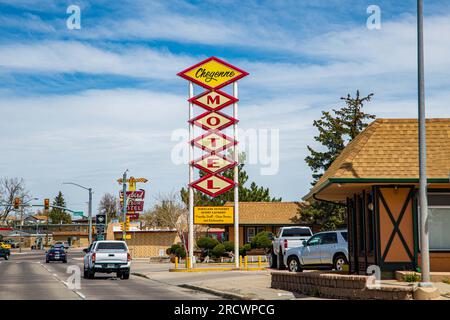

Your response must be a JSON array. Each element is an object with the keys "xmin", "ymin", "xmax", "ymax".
[
  {"xmin": 44, "ymin": 198, "xmax": 50, "ymax": 210},
  {"xmin": 13, "ymin": 198, "xmax": 20, "ymax": 210}
]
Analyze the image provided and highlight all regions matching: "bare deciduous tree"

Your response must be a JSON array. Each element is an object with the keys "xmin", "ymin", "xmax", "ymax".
[
  {"xmin": 98, "ymin": 193, "xmax": 119, "ymax": 221},
  {"xmin": 0, "ymin": 177, "xmax": 30, "ymax": 224},
  {"xmin": 140, "ymin": 192, "xmax": 201, "ymax": 253}
]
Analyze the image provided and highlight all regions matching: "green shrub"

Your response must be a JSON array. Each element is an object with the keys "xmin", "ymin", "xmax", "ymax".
[
  {"xmin": 166, "ymin": 244, "xmax": 186, "ymax": 258},
  {"xmin": 212, "ymin": 244, "xmax": 226, "ymax": 258},
  {"xmin": 196, "ymin": 237, "xmax": 219, "ymax": 250},
  {"xmin": 250, "ymin": 231, "xmax": 273, "ymax": 249},
  {"xmin": 223, "ymin": 241, "xmax": 234, "ymax": 252},
  {"xmin": 239, "ymin": 243, "xmax": 252, "ymax": 256},
  {"xmin": 403, "ymin": 272, "xmax": 421, "ymax": 283},
  {"xmin": 442, "ymin": 277, "xmax": 450, "ymax": 285}
]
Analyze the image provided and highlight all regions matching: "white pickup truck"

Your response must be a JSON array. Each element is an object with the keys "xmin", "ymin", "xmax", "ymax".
[
  {"xmin": 270, "ymin": 226, "xmax": 313, "ymax": 269},
  {"xmin": 83, "ymin": 240, "xmax": 132, "ymax": 279}
]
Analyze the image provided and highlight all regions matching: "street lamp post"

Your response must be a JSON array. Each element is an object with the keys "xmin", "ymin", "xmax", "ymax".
[
  {"xmin": 63, "ymin": 182, "xmax": 93, "ymax": 244},
  {"xmin": 417, "ymin": 0, "xmax": 431, "ymax": 286}
]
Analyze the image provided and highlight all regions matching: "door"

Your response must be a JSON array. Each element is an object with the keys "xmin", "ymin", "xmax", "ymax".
[
  {"xmin": 375, "ymin": 186, "xmax": 416, "ymax": 271},
  {"xmin": 319, "ymin": 232, "xmax": 338, "ymax": 264},
  {"xmin": 301, "ymin": 234, "xmax": 324, "ymax": 265}
]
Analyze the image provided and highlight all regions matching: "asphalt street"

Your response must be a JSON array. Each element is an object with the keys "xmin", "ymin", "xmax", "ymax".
[{"xmin": 0, "ymin": 250, "xmax": 219, "ymax": 300}]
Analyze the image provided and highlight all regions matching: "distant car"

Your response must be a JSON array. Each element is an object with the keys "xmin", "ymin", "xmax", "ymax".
[
  {"xmin": 46, "ymin": 248, "xmax": 67, "ymax": 263},
  {"xmin": 4, "ymin": 239, "xmax": 19, "ymax": 248},
  {"xmin": 0, "ymin": 247, "xmax": 10, "ymax": 260},
  {"xmin": 0, "ymin": 242, "xmax": 11, "ymax": 250},
  {"xmin": 51, "ymin": 243, "xmax": 65, "ymax": 250},
  {"xmin": 283, "ymin": 230, "xmax": 349, "ymax": 272}
]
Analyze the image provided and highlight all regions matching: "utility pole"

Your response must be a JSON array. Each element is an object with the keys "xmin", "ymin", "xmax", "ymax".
[
  {"xmin": 122, "ymin": 170, "xmax": 128, "ymax": 242},
  {"xmin": 188, "ymin": 81, "xmax": 194, "ymax": 268},
  {"xmin": 233, "ymin": 81, "xmax": 239, "ymax": 269},
  {"xmin": 63, "ymin": 182, "xmax": 93, "ymax": 244},
  {"xmin": 417, "ymin": 0, "xmax": 431, "ymax": 286}
]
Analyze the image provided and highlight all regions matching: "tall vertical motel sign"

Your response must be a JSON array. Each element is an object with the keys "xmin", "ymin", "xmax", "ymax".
[{"xmin": 178, "ymin": 57, "xmax": 249, "ymax": 268}]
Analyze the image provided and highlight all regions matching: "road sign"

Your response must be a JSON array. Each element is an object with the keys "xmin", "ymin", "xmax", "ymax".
[
  {"xmin": 192, "ymin": 153, "xmax": 236, "ymax": 175},
  {"xmin": 120, "ymin": 199, "xmax": 144, "ymax": 212},
  {"xmin": 192, "ymin": 131, "xmax": 237, "ymax": 154},
  {"xmin": 190, "ymin": 110, "xmax": 237, "ymax": 131},
  {"xmin": 194, "ymin": 206, "xmax": 234, "ymax": 224},
  {"xmin": 189, "ymin": 90, "xmax": 238, "ymax": 112},
  {"xmin": 190, "ymin": 174, "xmax": 235, "ymax": 198},
  {"xmin": 126, "ymin": 213, "xmax": 139, "ymax": 220},
  {"xmin": 119, "ymin": 189, "xmax": 145, "ymax": 199},
  {"xmin": 73, "ymin": 211, "xmax": 84, "ymax": 217},
  {"xmin": 95, "ymin": 214, "xmax": 106, "ymax": 225},
  {"xmin": 124, "ymin": 235, "xmax": 132, "ymax": 240},
  {"xmin": 177, "ymin": 56, "xmax": 249, "ymax": 90}
]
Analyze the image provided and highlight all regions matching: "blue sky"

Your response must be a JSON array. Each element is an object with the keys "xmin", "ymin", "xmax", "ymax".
[{"xmin": 1, "ymin": 0, "xmax": 450, "ymax": 215}]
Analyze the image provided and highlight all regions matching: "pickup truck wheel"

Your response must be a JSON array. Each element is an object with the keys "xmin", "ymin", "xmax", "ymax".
[
  {"xmin": 287, "ymin": 256, "xmax": 302, "ymax": 272},
  {"xmin": 333, "ymin": 254, "xmax": 348, "ymax": 271},
  {"xmin": 83, "ymin": 269, "xmax": 88, "ymax": 279},
  {"xmin": 121, "ymin": 271, "xmax": 130, "ymax": 280},
  {"xmin": 4, "ymin": 254, "xmax": 9, "ymax": 260},
  {"xmin": 269, "ymin": 252, "xmax": 278, "ymax": 269},
  {"xmin": 88, "ymin": 268, "xmax": 95, "ymax": 279},
  {"xmin": 277, "ymin": 248, "xmax": 286, "ymax": 270}
]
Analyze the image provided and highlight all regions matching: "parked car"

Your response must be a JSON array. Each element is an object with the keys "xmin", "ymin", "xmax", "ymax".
[
  {"xmin": 283, "ymin": 230, "xmax": 349, "ymax": 272},
  {"xmin": 0, "ymin": 247, "xmax": 10, "ymax": 260},
  {"xmin": 46, "ymin": 248, "xmax": 67, "ymax": 263},
  {"xmin": 0, "ymin": 241, "xmax": 11, "ymax": 250},
  {"xmin": 270, "ymin": 226, "xmax": 313, "ymax": 269},
  {"xmin": 83, "ymin": 240, "xmax": 131, "ymax": 280},
  {"xmin": 2, "ymin": 239, "xmax": 18, "ymax": 248}
]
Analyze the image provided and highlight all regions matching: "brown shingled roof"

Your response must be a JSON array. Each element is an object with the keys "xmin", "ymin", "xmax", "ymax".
[
  {"xmin": 304, "ymin": 118, "xmax": 450, "ymax": 200},
  {"xmin": 223, "ymin": 202, "xmax": 304, "ymax": 225}
]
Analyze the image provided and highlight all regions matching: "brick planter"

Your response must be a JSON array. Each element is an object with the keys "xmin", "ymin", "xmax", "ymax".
[{"xmin": 271, "ymin": 271, "xmax": 414, "ymax": 300}]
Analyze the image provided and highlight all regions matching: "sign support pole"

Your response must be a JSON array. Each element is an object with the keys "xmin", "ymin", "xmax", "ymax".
[
  {"xmin": 189, "ymin": 81, "xmax": 195, "ymax": 269},
  {"xmin": 233, "ymin": 81, "xmax": 239, "ymax": 269},
  {"xmin": 122, "ymin": 170, "xmax": 128, "ymax": 243}
]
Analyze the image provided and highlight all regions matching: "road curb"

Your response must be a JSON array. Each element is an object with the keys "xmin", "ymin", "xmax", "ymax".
[
  {"xmin": 131, "ymin": 272, "xmax": 248, "ymax": 300},
  {"xmin": 179, "ymin": 284, "xmax": 249, "ymax": 300},
  {"xmin": 169, "ymin": 267, "xmax": 267, "ymax": 272}
]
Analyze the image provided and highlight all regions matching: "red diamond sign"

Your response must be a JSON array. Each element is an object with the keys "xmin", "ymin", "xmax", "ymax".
[
  {"xmin": 192, "ymin": 153, "xmax": 236, "ymax": 175},
  {"xmin": 190, "ymin": 111, "xmax": 237, "ymax": 131},
  {"xmin": 190, "ymin": 174, "xmax": 235, "ymax": 198},
  {"xmin": 177, "ymin": 56, "xmax": 249, "ymax": 90},
  {"xmin": 192, "ymin": 131, "xmax": 237, "ymax": 153},
  {"xmin": 189, "ymin": 90, "xmax": 238, "ymax": 112}
]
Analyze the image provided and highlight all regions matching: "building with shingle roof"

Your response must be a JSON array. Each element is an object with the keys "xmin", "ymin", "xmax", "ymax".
[{"xmin": 303, "ymin": 118, "xmax": 450, "ymax": 273}]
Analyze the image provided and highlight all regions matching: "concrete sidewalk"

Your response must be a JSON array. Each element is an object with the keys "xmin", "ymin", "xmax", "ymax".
[{"xmin": 130, "ymin": 261, "xmax": 320, "ymax": 300}]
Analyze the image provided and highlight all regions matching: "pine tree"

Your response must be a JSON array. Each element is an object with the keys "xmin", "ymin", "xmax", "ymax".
[
  {"xmin": 181, "ymin": 152, "xmax": 281, "ymax": 206},
  {"xmin": 302, "ymin": 91, "xmax": 375, "ymax": 230},
  {"xmin": 49, "ymin": 191, "xmax": 71, "ymax": 224}
]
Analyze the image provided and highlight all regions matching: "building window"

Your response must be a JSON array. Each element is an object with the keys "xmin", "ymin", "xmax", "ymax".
[
  {"xmin": 246, "ymin": 227, "xmax": 256, "ymax": 243},
  {"xmin": 425, "ymin": 193, "xmax": 450, "ymax": 250},
  {"xmin": 256, "ymin": 227, "xmax": 265, "ymax": 235}
]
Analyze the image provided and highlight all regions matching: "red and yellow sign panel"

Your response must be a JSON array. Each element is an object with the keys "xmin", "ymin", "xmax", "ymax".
[
  {"xmin": 192, "ymin": 131, "xmax": 237, "ymax": 153},
  {"xmin": 192, "ymin": 153, "xmax": 236, "ymax": 174},
  {"xmin": 190, "ymin": 174, "xmax": 234, "ymax": 198},
  {"xmin": 189, "ymin": 90, "xmax": 238, "ymax": 112},
  {"xmin": 177, "ymin": 57, "xmax": 249, "ymax": 90},
  {"xmin": 194, "ymin": 206, "xmax": 234, "ymax": 224},
  {"xmin": 190, "ymin": 111, "xmax": 237, "ymax": 131}
]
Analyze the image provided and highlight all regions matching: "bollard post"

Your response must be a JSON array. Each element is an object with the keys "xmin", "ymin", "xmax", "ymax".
[
  {"xmin": 187, "ymin": 257, "xmax": 191, "ymax": 269},
  {"xmin": 258, "ymin": 256, "xmax": 262, "ymax": 268},
  {"xmin": 244, "ymin": 256, "xmax": 248, "ymax": 269},
  {"xmin": 175, "ymin": 257, "xmax": 179, "ymax": 269},
  {"xmin": 239, "ymin": 255, "xmax": 243, "ymax": 269}
]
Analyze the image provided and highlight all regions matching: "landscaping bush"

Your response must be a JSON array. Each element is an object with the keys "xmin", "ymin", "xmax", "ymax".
[
  {"xmin": 212, "ymin": 244, "xmax": 226, "ymax": 258},
  {"xmin": 196, "ymin": 237, "xmax": 219, "ymax": 250},
  {"xmin": 239, "ymin": 243, "xmax": 252, "ymax": 256},
  {"xmin": 403, "ymin": 272, "xmax": 421, "ymax": 283},
  {"xmin": 166, "ymin": 244, "xmax": 186, "ymax": 258},
  {"xmin": 223, "ymin": 241, "xmax": 234, "ymax": 252},
  {"xmin": 250, "ymin": 231, "xmax": 273, "ymax": 250}
]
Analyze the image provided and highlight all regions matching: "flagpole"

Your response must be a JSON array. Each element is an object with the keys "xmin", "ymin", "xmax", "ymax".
[
  {"xmin": 233, "ymin": 81, "xmax": 239, "ymax": 269},
  {"xmin": 189, "ymin": 81, "xmax": 195, "ymax": 269}
]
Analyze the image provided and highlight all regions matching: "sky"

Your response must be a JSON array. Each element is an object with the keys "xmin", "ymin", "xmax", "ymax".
[{"xmin": 1, "ymin": 0, "xmax": 450, "ymax": 216}]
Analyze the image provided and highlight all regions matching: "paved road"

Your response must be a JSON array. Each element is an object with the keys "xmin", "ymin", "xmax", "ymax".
[{"xmin": 0, "ymin": 251, "xmax": 219, "ymax": 300}]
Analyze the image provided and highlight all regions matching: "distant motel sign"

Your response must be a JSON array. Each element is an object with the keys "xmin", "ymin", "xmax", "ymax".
[{"xmin": 178, "ymin": 57, "xmax": 248, "ymax": 198}]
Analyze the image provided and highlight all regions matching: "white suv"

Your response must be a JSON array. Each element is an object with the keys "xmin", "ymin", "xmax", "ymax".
[{"xmin": 283, "ymin": 230, "xmax": 348, "ymax": 272}]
